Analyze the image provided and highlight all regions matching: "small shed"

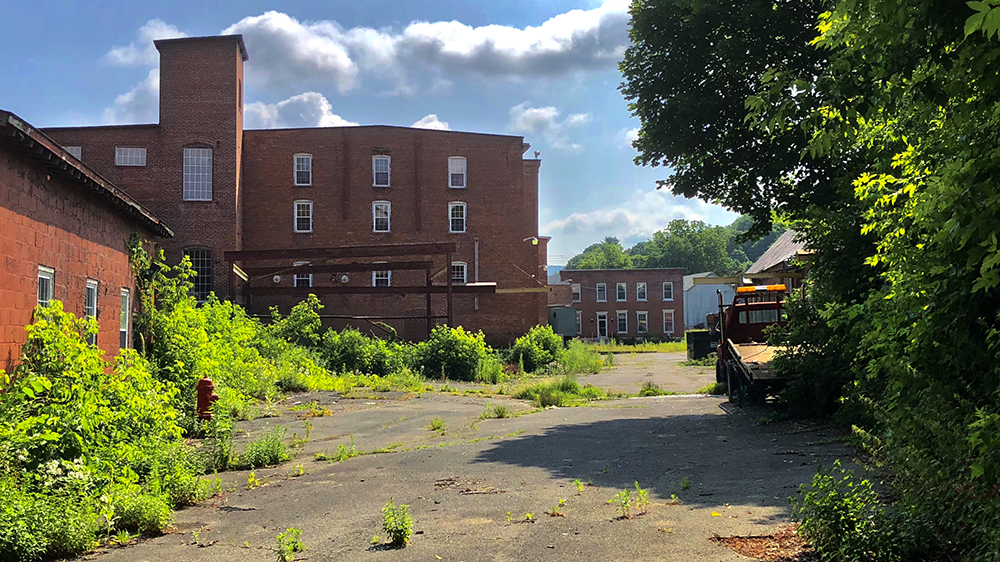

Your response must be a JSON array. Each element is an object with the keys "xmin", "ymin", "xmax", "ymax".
[{"xmin": 683, "ymin": 272, "xmax": 735, "ymax": 330}]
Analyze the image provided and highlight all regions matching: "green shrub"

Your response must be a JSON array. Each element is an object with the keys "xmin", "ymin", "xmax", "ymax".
[
  {"xmin": 793, "ymin": 461, "xmax": 928, "ymax": 561},
  {"xmin": 231, "ymin": 427, "xmax": 289, "ymax": 470},
  {"xmin": 475, "ymin": 351, "xmax": 507, "ymax": 384},
  {"xmin": 579, "ymin": 384, "xmax": 606, "ymax": 400},
  {"xmin": 115, "ymin": 491, "xmax": 172, "ymax": 535},
  {"xmin": 276, "ymin": 527, "xmax": 305, "ymax": 562},
  {"xmin": 509, "ymin": 325, "xmax": 564, "ymax": 372},
  {"xmin": 639, "ymin": 381, "xmax": 667, "ymax": 396},
  {"xmin": 480, "ymin": 404, "xmax": 512, "ymax": 419},
  {"xmin": 416, "ymin": 326, "xmax": 491, "ymax": 382},
  {"xmin": 538, "ymin": 389, "xmax": 566, "ymax": 407},
  {"xmin": 382, "ymin": 500, "xmax": 413, "ymax": 546},
  {"xmin": 267, "ymin": 295, "xmax": 324, "ymax": 348},
  {"xmin": 559, "ymin": 341, "xmax": 603, "ymax": 374}
]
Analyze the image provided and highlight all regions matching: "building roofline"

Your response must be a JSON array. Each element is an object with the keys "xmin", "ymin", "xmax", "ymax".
[
  {"xmin": 560, "ymin": 268, "xmax": 685, "ymax": 273},
  {"xmin": 39, "ymin": 123, "xmax": 160, "ymax": 132},
  {"xmin": 155, "ymin": 34, "xmax": 249, "ymax": 61},
  {"xmin": 0, "ymin": 110, "xmax": 173, "ymax": 238},
  {"xmin": 244, "ymin": 124, "xmax": 525, "ymax": 140}
]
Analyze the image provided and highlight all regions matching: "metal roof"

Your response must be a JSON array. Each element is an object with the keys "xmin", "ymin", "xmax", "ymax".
[
  {"xmin": 746, "ymin": 230, "xmax": 805, "ymax": 274},
  {"xmin": 0, "ymin": 110, "xmax": 173, "ymax": 238},
  {"xmin": 682, "ymin": 272, "xmax": 718, "ymax": 292}
]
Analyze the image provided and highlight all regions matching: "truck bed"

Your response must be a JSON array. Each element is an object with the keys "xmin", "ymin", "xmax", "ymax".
[{"xmin": 730, "ymin": 342, "xmax": 787, "ymax": 381}]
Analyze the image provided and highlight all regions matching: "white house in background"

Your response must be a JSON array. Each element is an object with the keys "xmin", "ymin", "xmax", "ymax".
[{"xmin": 683, "ymin": 272, "xmax": 735, "ymax": 330}]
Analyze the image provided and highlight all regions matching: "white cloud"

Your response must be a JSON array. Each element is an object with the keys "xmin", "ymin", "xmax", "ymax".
[
  {"xmin": 544, "ymin": 189, "xmax": 730, "ymax": 242},
  {"xmin": 623, "ymin": 127, "xmax": 639, "ymax": 147},
  {"xmin": 223, "ymin": 12, "xmax": 360, "ymax": 95},
  {"xmin": 102, "ymin": 69, "xmax": 159, "ymax": 124},
  {"xmin": 411, "ymin": 114, "xmax": 450, "ymax": 130},
  {"xmin": 507, "ymin": 102, "xmax": 592, "ymax": 151},
  {"xmin": 220, "ymin": 1, "xmax": 629, "ymax": 96},
  {"xmin": 105, "ymin": 19, "xmax": 186, "ymax": 66},
  {"xmin": 244, "ymin": 92, "xmax": 358, "ymax": 128}
]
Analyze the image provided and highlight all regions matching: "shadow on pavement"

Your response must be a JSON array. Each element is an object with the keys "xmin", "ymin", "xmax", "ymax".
[{"xmin": 472, "ymin": 407, "xmax": 834, "ymax": 515}]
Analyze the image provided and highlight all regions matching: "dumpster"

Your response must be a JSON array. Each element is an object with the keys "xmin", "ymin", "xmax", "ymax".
[{"xmin": 685, "ymin": 329, "xmax": 714, "ymax": 360}]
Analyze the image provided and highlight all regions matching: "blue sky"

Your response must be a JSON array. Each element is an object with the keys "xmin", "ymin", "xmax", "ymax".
[{"xmin": 0, "ymin": 0, "xmax": 736, "ymax": 264}]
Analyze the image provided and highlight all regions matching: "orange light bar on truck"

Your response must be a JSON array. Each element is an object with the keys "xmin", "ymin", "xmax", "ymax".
[{"xmin": 736, "ymin": 284, "xmax": 787, "ymax": 293}]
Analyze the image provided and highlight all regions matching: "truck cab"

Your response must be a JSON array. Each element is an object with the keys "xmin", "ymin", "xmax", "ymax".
[{"xmin": 716, "ymin": 285, "xmax": 789, "ymax": 403}]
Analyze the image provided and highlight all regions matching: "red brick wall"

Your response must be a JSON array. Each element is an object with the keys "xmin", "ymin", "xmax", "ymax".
[
  {"xmin": 241, "ymin": 128, "xmax": 545, "ymax": 345},
  {"xmin": 0, "ymin": 145, "xmax": 154, "ymax": 370},
  {"xmin": 43, "ymin": 36, "xmax": 245, "ymax": 297},
  {"xmin": 559, "ymin": 269, "xmax": 685, "ymax": 339}
]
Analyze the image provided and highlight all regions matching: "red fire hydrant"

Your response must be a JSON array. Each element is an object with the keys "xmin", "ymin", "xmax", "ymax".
[{"xmin": 196, "ymin": 377, "xmax": 219, "ymax": 421}]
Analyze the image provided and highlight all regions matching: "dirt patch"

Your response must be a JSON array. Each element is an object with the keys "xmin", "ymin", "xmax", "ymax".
[{"xmin": 709, "ymin": 525, "xmax": 816, "ymax": 561}]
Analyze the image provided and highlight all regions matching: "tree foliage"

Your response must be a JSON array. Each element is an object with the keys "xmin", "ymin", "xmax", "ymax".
[{"xmin": 564, "ymin": 237, "xmax": 634, "ymax": 270}]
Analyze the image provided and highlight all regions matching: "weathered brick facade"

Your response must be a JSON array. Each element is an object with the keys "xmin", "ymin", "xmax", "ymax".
[
  {"xmin": 559, "ymin": 269, "xmax": 685, "ymax": 340},
  {"xmin": 0, "ymin": 111, "xmax": 170, "ymax": 369},
  {"xmin": 41, "ymin": 34, "xmax": 547, "ymax": 345}
]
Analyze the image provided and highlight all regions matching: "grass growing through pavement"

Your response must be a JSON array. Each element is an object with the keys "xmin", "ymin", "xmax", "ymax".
[
  {"xmin": 638, "ymin": 381, "xmax": 677, "ymax": 397},
  {"xmin": 583, "ymin": 339, "xmax": 686, "ymax": 354},
  {"xmin": 696, "ymin": 382, "xmax": 727, "ymax": 395},
  {"xmin": 428, "ymin": 416, "xmax": 446, "ymax": 431},
  {"xmin": 512, "ymin": 375, "xmax": 611, "ymax": 407}
]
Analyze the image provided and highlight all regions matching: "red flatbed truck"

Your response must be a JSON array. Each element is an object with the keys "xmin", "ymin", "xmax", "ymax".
[{"xmin": 715, "ymin": 284, "xmax": 791, "ymax": 404}]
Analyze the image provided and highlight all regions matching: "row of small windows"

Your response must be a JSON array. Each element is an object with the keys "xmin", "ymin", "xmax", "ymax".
[
  {"xmin": 577, "ymin": 310, "xmax": 676, "ymax": 336},
  {"xmin": 292, "ymin": 200, "xmax": 468, "ymax": 234},
  {"xmin": 37, "ymin": 266, "xmax": 130, "ymax": 348},
  {"xmin": 571, "ymin": 281, "xmax": 673, "ymax": 303},
  {"xmin": 293, "ymin": 154, "xmax": 468, "ymax": 189},
  {"xmin": 289, "ymin": 262, "xmax": 468, "ymax": 289}
]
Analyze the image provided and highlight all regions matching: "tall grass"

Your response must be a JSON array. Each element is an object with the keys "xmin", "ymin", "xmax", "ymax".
[
  {"xmin": 582, "ymin": 338, "xmax": 686, "ymax": 354},
  {"xmin": 558, "ymin": 340, "xmax": 604, "ymax": 374}
]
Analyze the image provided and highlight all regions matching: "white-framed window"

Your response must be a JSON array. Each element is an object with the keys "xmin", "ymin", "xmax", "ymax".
[
  {"xmin": 596, "ymin": 283, "xmax": 607, "ymax": 302},
  {"xmin": 294, "ymin": 153, "xmax": 313, "ymax": 186},
  {"xmin": 85, "ymin": 279, "xmax": 98, "ymax": 346},
  {"xmin": 373, "ymin": 155, "xmax": 391, "ymax": 187},
  {"xmin": 120, "ymin": 288, "xmax": 130, "ymax": 349},
  {"xmin": 65, "ymin": 146, "xmax": 82, "ymax": 160},
  {"xmin": 294, "ymin": 273, "xmax": 313, "ymax": 288},
  {"xmin": 617, "ymin": 310, "xmax": 628, "ymax": 334},
  {"xmin": 183, "ymin": 147, "xmax": 213, "ymax": 200},
  {"xmin": 571, "ymin": 283, "xmax": 581, "ymax": 303},
  {"xmin": 662, "ymin": 281, "xmax": 674, "ymax": 301},
  {"xmin": 637, "ymin": 282, "xmax": 647, "ymax": 302},
  {"xmin": 37, "ymin": 266, "xmax": 54, "ymax": 307},
  {"xmin": 617, "ymin": 282, "xmax": 627, "ymax": 302},
  {"xmin": 663, "ymin": 309, "xmax": 675, "ymax": 334},
  {"xmin": 575, "ymin": 310, "xmax": 582, "ymax": 335},
  {"xmin": 451, "ymin": 261, "xmax": 468, "ymax": 284},
  {"xmin": 115, "ymin": 147, "xmax": 146, "ymax": 166},
  {"xmin": 448, "ymin": 156, "xmax": 467, "ymax": 188},
  {"xmin": 637, "ymin": 311, "xmax": 648, "ymax": 334},
  {"xmin": 183, "ymin": 248, "xmax": 213, "ymax": 300},
  {"xmin": 597, "ymin": 311, "xmax": 608, "ymax": 338},
  {"xmin": 373, "ymin": 270, "xmax": 392, "ymax": 287},
  {"xmin": 373, "ymin": 201, "xmax": 391, "ymax": 232},
  {"xmin": 294, "ymin": 200, "xmax": 313, "ymax": 233},
  {"xmin": 449, "ymin": 202, "xmax": 467, "ymax": 233}
]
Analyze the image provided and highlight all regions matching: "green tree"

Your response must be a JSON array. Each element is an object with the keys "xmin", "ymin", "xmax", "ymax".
[
  {"xmin": 628, "ymin": 219, "xmax": 741, "ymax": 274},
  {"xmin": 564, "ymin": 237, "xmax": 633, "ymax": 270}
]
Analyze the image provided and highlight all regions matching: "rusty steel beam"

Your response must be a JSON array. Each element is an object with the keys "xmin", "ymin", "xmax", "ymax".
[
  {"xmin": 242, "ymin": 260, "xmax": 434, "ymax": 278},
  {"xmin": 225, "ymin": 243, "xmax": 457, "ymax": 262},
  {"xmin": 248, "ymin": 282, "xmax": 496, "ymax": 296}
]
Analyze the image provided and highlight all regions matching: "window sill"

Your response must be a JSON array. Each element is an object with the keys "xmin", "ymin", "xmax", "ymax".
[{"xmin": 294, "ymin": 231, "xmax": 314, "ymax": 234}]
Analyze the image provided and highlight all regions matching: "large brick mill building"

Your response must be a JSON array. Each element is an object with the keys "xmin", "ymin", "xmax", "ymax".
[{"xmin": 41, "ymin": 35, "xmax": 549, "ymax": 344}]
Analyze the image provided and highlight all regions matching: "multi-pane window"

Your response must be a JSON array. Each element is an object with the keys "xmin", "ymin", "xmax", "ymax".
[
  {"xmin": 294, "ymin": 154, "xmax": 312, "ymax": 186},
  {"xmin": 120, "ymin": 289, "xmax": 130, "ymax": 349},
  {"xmin": 294, "ymin": 274, "xmax": 313, "ymax": 288},
  {"xmin": 637, "ymin": 311, "xmax": 648, "ymax": 334},
  {"xmin": 449, "ymin": 202, "xmax": 467, "ymax": 233},
  {"xmin": 294, "ymin": 200, "xmax": 313, "ymax": 232},
  {"xmin": 617, "ymin": 310, "xmax": 628, "ymax": 334},
  {"xmin": 85, "ymin": 279, "xmax": 98, "ymax": 346},
  {"xmin": 451, "ymin": 261, "xmax": 468, "ymax": 284},
  {"xmin": 616, "ymin": 282, "xmax": 627, "ymax": 302},
  {"xmin": 373, "ymin": 155, "xmax": 391, "ymax": 187},
  {"xmin": 183, "ymin": 147, "xmax": 213, "ymax": 200},
  {"xmin": 373, "ymin": 270, "xmax": 392, "ymax": 287},
  {"xmin": 575, "ymin": 310, "xmax": 582, "ymax": 334},
  {"xmin": 65, "ymin": 146, "xmax": 82, "ymax": 160},
  {"xmin": 37, "ymin": 266, "xmax": 54, "ymax": 307},
  {"xmin": 115, "ymin": 147, "xmax": 146, "ymax": 166},
  {"xmin": 184, "ymin": 248, "xmax": 213, "ymax": 300},
  {"xmin": 636, "ymin": 282, "xmax": 647, "ymax": 301},
  {"xmin": 663, "ymin": 281, "xmax": 674, "ymax": 301},
  {"xmin": 373, "ymin": 201, "xmax": 391, "ymax": 232},
  {"xmin": 449, "ymin": 156, "xmax": 467, "ymax": 188},
  {"xmin": 571, "ymin": 283, "xmax": 581, "ymax": 303},
  {"xmin": 663, "ymin": 309, "xmax": 675, "ymax": 334},
  {"xmin": 596, "ymin": 283, "xmax": 607, "ymax": 302}
]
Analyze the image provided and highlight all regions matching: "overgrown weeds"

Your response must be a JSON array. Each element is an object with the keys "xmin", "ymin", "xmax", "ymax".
[
  {"xmin": 381, "ymin": 501, "xmax": 413, "ymax": 546},
  {"xmin": 230, "ymin": 427, "xmax": 290, "ymax": 470}
]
